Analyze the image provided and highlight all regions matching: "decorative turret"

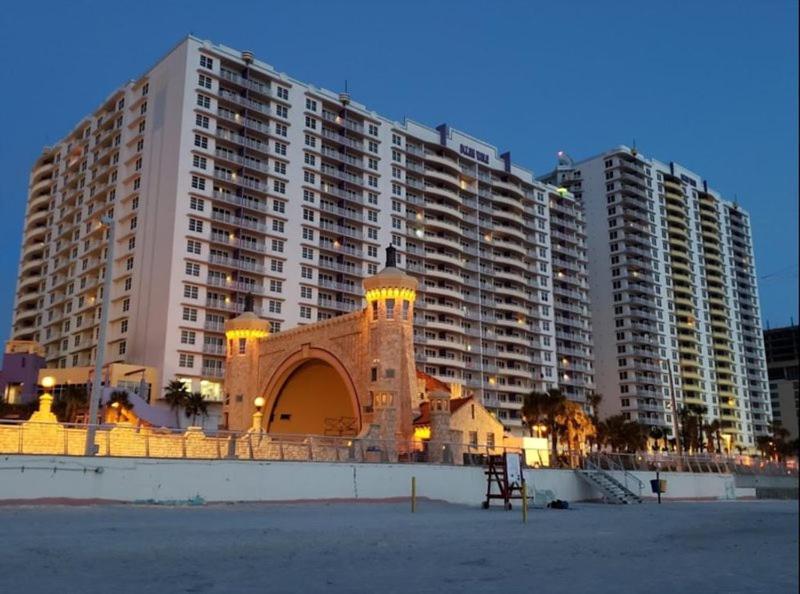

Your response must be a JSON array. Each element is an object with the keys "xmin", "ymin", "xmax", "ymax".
[
  {"xmin": 362, "ymin": 246, "xmax": 419, "ymax": 316},
  {"xmin": 222, "ymin": 296, "xmax": 269, "ymax": 430},
  {"xmin": 363, "ymin": 246, "xmax": 419, "ymax": 451},
  {"xmin": 427, "ymin": 389, "xmax": 452, "ymax": 463}
]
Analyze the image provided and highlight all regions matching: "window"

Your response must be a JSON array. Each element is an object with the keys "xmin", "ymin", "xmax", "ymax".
[
  {"xmin": 368, "ymin": 141, "xmax": 378, "ymax": 153},
  {"xmin": 198, "ymin": 74, "xmax": 212, "ymax": 89},
  {"xmin": 181, "ymin": 330, "xmax": 196, "ymax": 345},
  {"xmin": 196, "ymin": 114, "xmax": 209, "ymax": 129},
  {"xmin": 368, "ymin": 124, "xmax": 379, "ymax": 136},
  {"xmin": 303, "ymin": 189, "xmax": 316, "ymax": 203},
  {"xmin": 300, "ymin": 286, "xmax": 312, "ymax": 299},
  {"xmin": 197, "ymin": 94, "xmax": 211, "ymax": 109},
  {"xmin": 304, "ymin": 134, "xmax": 316, "ymax": 148},
  {"xmin": 305, "ymin": 98, "xmax": 317, "ymax": 111},
  {"xmin": 130, "ymin": 216, "xmax": 138, "ymax": 230},
  {"xmin": 184, "ymin": 285, "xmax": 199, "ymax": 299},
  {"xmin": 189, "ymin": 197, "xmax": 204, "ymax": 211},
  {"xmin": 269, "ymin": 280, "xmax": 283, "ymax": 293},
  {"xmin": 268, "ymin": 300, "xmax": 282, "ymax": 313},
  {"xmin": 273, "ymin": 180, "xmax": 286, "ymax": 194},
  {"xmin": 193, "ymin": 155, "xmax": 207, "ymax": 170},
  {"xmin": 270, "ymin": 259, "xmax": 284, "ymax": 273},
  {"xmin": 188, "ymin": 218, "xmax": 203, "ymax": 233},
  {"xmin": 120, "ymin": 319, "xmax": 128, "ymax": 333},
  {"xmin": 182, "ymin": 307, "xmax": 198, "ymax": 322},
  {"xmin": 118, "ymin": 341, "xmax": 127, "ymax": 356},
  {"xmin": 302, "ymin": 228, "xmax": 314, "ymax": 241},
  {"xmin": 272, "ymin": 220, "xmax": 285, "ymax": 233},
  {"xmin": 304, "ymin": 171, "xmax": 316, "ymax": 184},
  {"xmin": 300, "ymin": 306, "xmax": 312, "ymax": 319},
  {"xmin": 276, "ymin": 86, "xmax": 289, "ymax": 100},
  {"xmin": 305, "ymin": 116, "xmax": 317, "ymax": 129},
  {"xmin": 301, "ymin": 247, "xmax": 314, "ymax": 260},
  {"xmin": 122, "ymin": 298, "xmax": 130, "ymax": 312},
  {"xmin": 179, "ymin": 353, "xmax": 195, "ymax": 368},
  {"xmin": 302, "ymin": 208, "xmax": 315, "ymax": 222},
  {"xmin": 124, "ymin": 277, "xmax": 132, "ymax": 291},
  {"xmin": 185, "ymin": 262, "xmax": 200, "ymax": 276},
  {"xmin": 274, "ymin": 161, "xmax": 287, "ymax": 175},
  {"xmin": 187, "ymin": 240, "xmax": 202, "ymax": 255},
  {"xmin": 191, "ymin": 176, "xmax": 206, "ymax": 190},
  {"xmin": 194, "ymin": 134, "xmax": 208, "ymax": 149},
  {"xmin": 274, "ymin": 142, "xmax": 287, "ymax": 156},
  {"xmin": 199, "ymin": 55, "xmax": 214, "ymax": 69},
  {"xmin": 301, "ymin": 266, "xmax": 313, "ymax": 279},
  {"xmin": 386, "ymin": 298, "xmax": 395, "ymax": 319},
  {"xmin": 275, "ymin": 123, "xmax": 288, "ymax": 137}
]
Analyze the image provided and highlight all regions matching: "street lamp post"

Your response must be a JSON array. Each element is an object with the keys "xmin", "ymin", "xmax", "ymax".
[{"xmin": 85, "ymin": 215, "xmax": 115, "ymax": 456}]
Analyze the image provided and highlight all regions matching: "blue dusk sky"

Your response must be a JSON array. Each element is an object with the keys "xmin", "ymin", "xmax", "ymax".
[{"xmin": 0, "ymin": 0, "xmax": 796, "ymax": 348}]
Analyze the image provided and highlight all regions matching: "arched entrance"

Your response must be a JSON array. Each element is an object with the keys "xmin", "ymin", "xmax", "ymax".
[{"xmin": 265, "ymin": 352, "xmax": 361, "ymax": 436}]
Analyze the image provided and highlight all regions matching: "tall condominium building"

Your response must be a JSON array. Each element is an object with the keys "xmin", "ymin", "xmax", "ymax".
[
  {"xmin": 542, "ymin": 146, "xmax": 770, "ymax": 450},
  {"xmin": 764, "ymin": 324, "xmax": 799, "ymax": 440},
  {"xmin": 10, "ymin": 36, "xmax": 591, "ymax": 433}
]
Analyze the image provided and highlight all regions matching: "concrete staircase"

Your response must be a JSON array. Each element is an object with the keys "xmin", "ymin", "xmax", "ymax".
[{"xmin": 576, "ymin": 467, "xmax": 643, "ymax": 504}]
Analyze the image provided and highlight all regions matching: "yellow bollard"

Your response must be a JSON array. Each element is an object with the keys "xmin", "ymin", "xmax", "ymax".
[
  {"xmin": 522, "ymin": 481, "xmax": 528, "ymax": 524},
  {"xmin": 411, "ymin": 476, "xmax": 417, "ymax": 513}
]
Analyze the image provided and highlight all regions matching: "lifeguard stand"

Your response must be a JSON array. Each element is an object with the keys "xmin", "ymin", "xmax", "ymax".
[{"xmin": 482, "ymin": 451, "xmax": 526, "ymax": 510}]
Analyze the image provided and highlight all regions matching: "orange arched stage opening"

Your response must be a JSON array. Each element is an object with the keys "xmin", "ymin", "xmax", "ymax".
[{"xmin": 264, "ymin": 350, "xmax": 361, "ymax": 436}]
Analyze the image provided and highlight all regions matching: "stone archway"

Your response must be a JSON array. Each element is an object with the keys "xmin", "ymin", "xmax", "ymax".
[{"xmin": 262, "ymin": 348, "xmax": 361, "ymax": 436}]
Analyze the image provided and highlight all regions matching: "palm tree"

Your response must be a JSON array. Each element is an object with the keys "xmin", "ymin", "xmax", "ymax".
[
  {"xmin": 600, "ymin": 414, "xmax": 629, "ymax": 452},
  {"xmin": 685, "ymin": 403, "xmax": 708, "ymax": 452},
  {"xmin": 585, "ymin": 392, "xmax": 603, "ymax": 452},
  {"xmin": 184, "ymin": 391, "xmax": 209, "ymax": 427},
  {"xmin": 649, "ymin": 426, "xmax": 665, "ymax": 452},
  {"xmin": 702, "ymin": 420, "xmax": 721, "ymax": 453},
  {"xmin": 555, "ymin": 400, "xmax": 596, "ymax": 467},
  {"xmin": 62, "ymin": 384, "xmax": 89, "ymax": 423},
  {"xmin": 107, "ymin": 390, "xmax": 134, "ymax": 423},
  {"xmin": 521, "ymin": 388, "xmax": 567, "ymax": 462},
  {"xmin": 521, "ymin": 391, "xmax": 549, "ymax": 437},
  {"xmin": 755, "ymin": 435, "xmax": 773, "ymax": 458},
  {"xmin": 164, "ymin": 379, "xmax": 189, "ymax": 427}
]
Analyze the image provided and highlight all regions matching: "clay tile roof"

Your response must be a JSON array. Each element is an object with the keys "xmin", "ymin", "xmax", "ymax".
[
  {"xmin": 415, "ymin": 369, "xmax": 451, "ymax": 393},
  {"xmin": 414, "ymin": 396, "xmax": 473, "ymax": 426}
]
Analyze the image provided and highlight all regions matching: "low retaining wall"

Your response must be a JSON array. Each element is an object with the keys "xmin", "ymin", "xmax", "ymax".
[{"xmin": 0, "ymin": 455, "xmax": 751, "ymax": 505}]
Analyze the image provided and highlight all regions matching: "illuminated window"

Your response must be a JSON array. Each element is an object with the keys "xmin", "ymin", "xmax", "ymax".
[{"xmin": 238, "ymin": 338, "xmax": 246, "ymax": 355}]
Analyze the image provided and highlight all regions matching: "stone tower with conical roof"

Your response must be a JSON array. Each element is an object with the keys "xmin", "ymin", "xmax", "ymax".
[
  {"xmin": 363, "ymin": 246, "xmax": 419, "ymax": 446},
  {"xmin": 222, "ymin": 297, "xmax": 269, "ymax": 430}
]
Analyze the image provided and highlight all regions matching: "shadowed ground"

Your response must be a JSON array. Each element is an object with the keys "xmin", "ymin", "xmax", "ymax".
[{"xmin": 0, "ymin": 500, "xmax": 796, "ymax": 593}]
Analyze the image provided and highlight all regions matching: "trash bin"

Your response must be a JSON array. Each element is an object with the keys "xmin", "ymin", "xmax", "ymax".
[{"xmin": 650, "ymin": 479, "xmax": 667, "ymax": 494}]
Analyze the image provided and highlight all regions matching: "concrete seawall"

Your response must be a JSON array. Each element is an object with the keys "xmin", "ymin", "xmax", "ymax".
[{"xmin": 0, "ymin": 455, "xmax": 753, "ymax": 504}]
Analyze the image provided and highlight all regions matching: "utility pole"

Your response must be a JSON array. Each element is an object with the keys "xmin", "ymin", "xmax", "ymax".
[{"xmin": 85, "ymin": 215, "xmax": 115, "ymax": 456}]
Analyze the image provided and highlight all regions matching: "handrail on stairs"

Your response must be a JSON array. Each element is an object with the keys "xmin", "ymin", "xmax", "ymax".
[{"xmin": 586, "ymin": 453, "xmax": 645, "ymax": 497}]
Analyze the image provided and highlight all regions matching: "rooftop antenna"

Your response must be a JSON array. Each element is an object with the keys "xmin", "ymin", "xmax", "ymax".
[
  {"xmin": 339, "ymin": 79, "xmax": 351, "ymax": 107},
  {"xmin": 631, "ymin": 138, "xmax": 638, "ymax": 157}
]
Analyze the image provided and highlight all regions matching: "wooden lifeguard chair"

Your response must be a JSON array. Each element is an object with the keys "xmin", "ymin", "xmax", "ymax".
[{"xmin": 482, "ymin": 451, "xmax": 525, "ymax": 510}]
